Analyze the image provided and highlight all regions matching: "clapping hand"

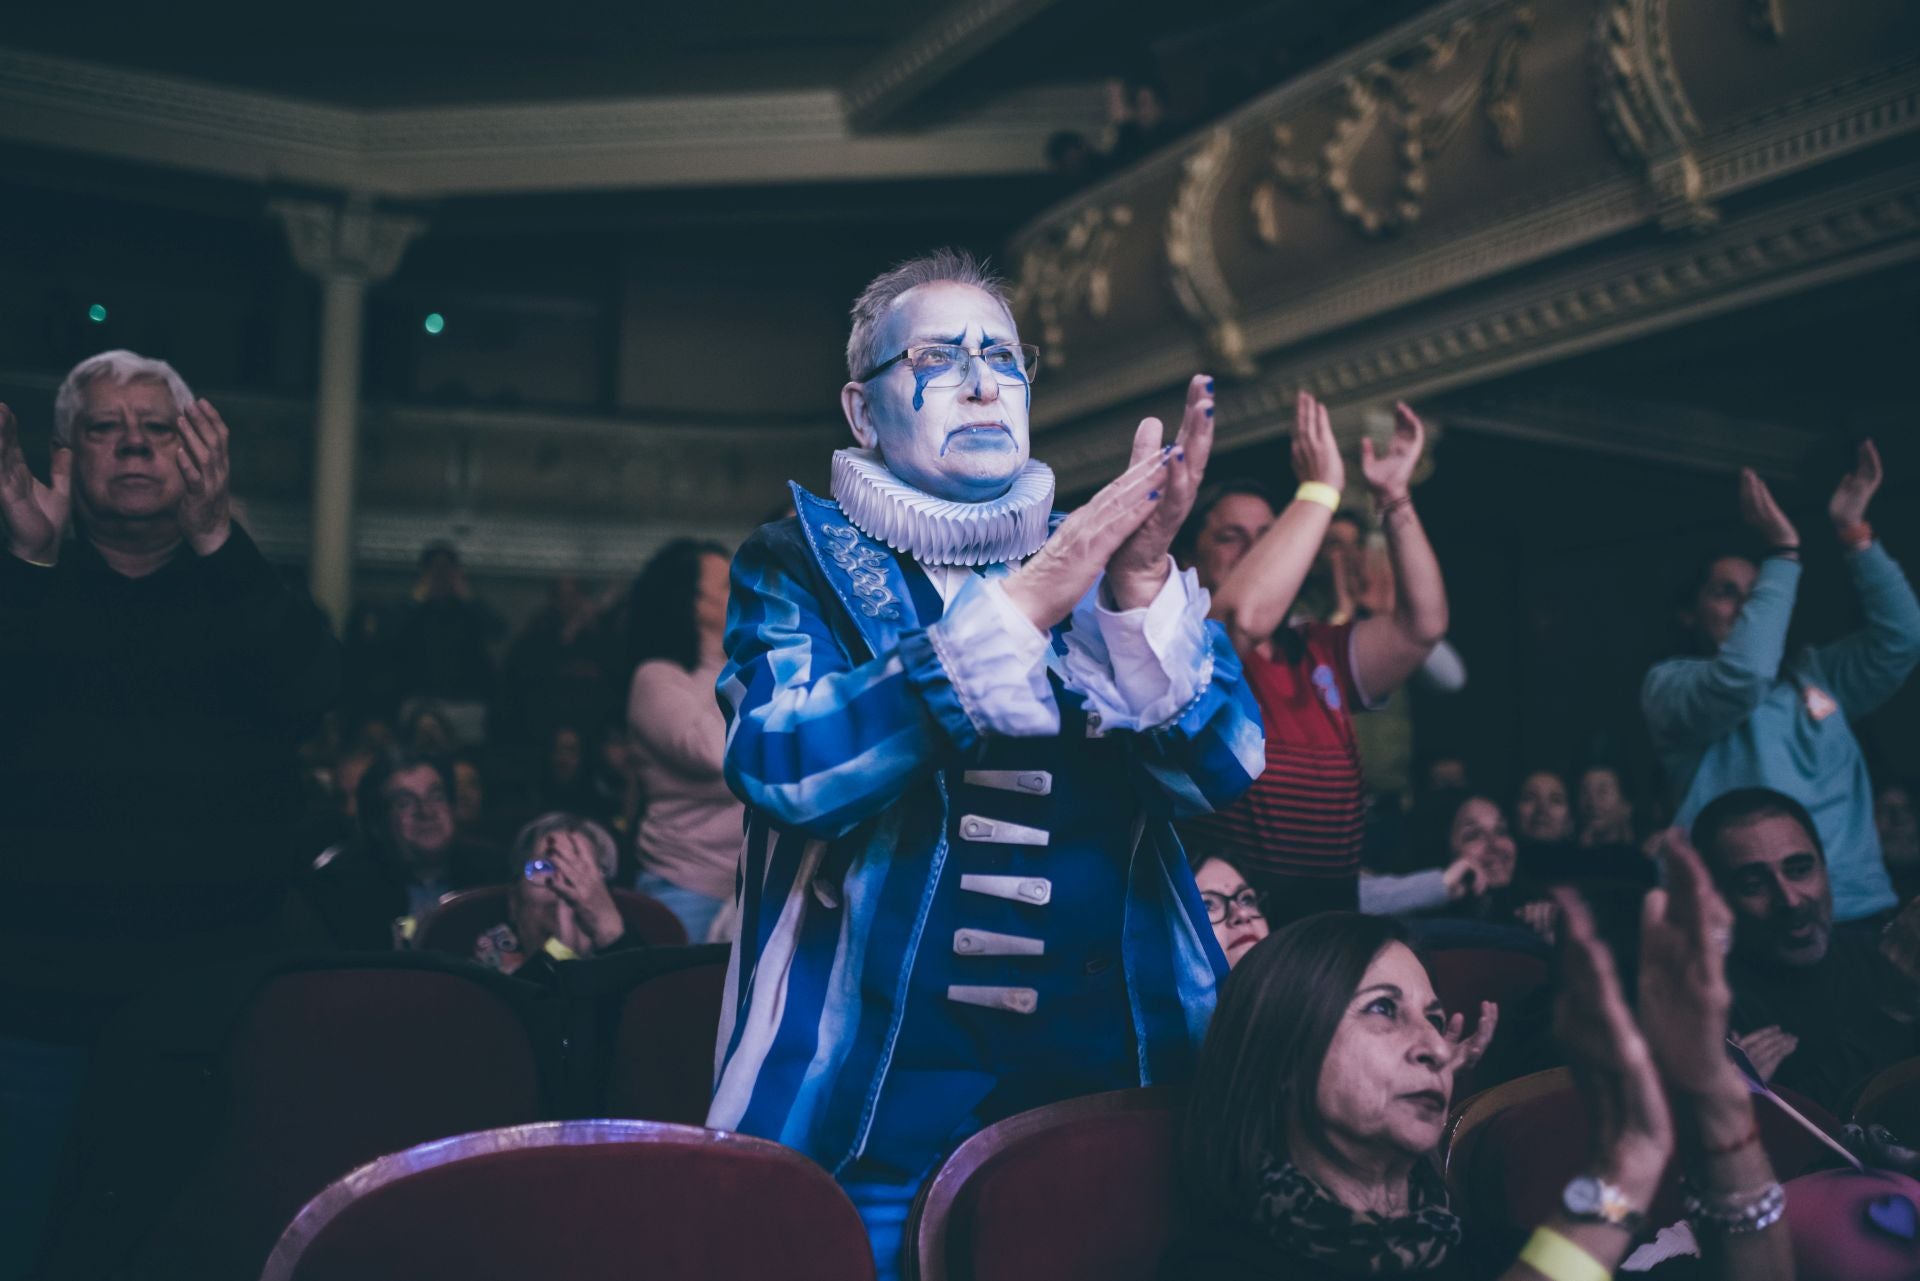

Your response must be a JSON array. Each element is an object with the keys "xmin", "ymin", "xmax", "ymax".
[
  {"xmin": 1739, "ymin": 468, "xmax": 1798, "ymax": 550},
  {"xmin": 1359, "ymin": 402, "xmax": 1424, "ymax": 503},
  {"xmin": 1104, "ymin": 375, "xmax": 1217, "ymax": 610},
  {"xmin": 1636, "ymin": 830, "xmax": 1744, "ymax": 1098},
  {"xmin": 1291, "ymin": 390, "xmax": 1344, "ymax": 494},
  {"xmin": 174, "ymin": 399, "xmax": 233, "ymax": 555},
  {"xmin": 530, "ymin": 829, "xmax": 624, "ymax": 951},
  {"xmin": 1829, "ymin": 439, "xmax": 1882, "ymax": 531},
  {"xmin": 1002, "ymin": 374, "xmax": 1212, "ymax": 630},
  {"xmin": 1552, "ymin": 886, "xmax": 1674, "ymax": 1208},
  {"xmin": 0, "ymin": 404, "xmax": 71, "ymax": 564},
  {"xmin": 1442, "ymin": 999, "xmax": 1500, "ymax": 1074}
]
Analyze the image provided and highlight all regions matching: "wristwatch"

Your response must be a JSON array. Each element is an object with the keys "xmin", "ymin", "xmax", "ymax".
[{"xmin": 1561, "ymin": 1175, "xmax": 1647, "ymax": 1232}]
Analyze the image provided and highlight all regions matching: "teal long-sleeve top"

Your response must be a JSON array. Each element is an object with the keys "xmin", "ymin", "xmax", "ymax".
[{"xmin": 1643, "ymin": 543, "xmax": 1920, "ymax": 922}]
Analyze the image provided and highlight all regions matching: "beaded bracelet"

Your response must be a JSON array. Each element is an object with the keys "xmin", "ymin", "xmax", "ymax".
[{"xmin": 1681, "ymin": 1178, "xmax": 1786, "ymax": 1235}]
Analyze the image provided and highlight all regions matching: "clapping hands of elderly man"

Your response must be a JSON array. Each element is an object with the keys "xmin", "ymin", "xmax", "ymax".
[
  {"xmin": 0, "ymin": 403, "xmax": 72, "ymax": 564},
  {"xmin": 1000, "ymin": 374, "xmax": 1214, "ymax": 631},
  {"xmin": 173, "ymin": 398, "xmax": 234, "ymax": 556}
]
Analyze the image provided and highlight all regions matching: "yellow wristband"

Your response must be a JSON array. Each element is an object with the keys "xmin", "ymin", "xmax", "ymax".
[
  {"xmin": 1519, "ymin": 1227, "xmax": 1609, "ymax": 1281},
  {"xmin": 1294, "ymin": 481, "xmax": 1342, "ymax": 513}
]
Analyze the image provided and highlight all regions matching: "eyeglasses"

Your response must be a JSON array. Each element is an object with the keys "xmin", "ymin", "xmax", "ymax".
[
  {"xmin": 387, "ymin": 788, "xmax": 450, "ymax": 818},
  {"xmin": 858, "ymin": 342, "xmax": 1041, "ymax": 389},
  {"xmin": 1199, "ymin": 888, "xmax": 1266, "ymax": 925}
]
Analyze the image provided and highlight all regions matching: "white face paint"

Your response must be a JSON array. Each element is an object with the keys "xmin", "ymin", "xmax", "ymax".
[{"xmin": 842, "ymin": 281, "xmax": 1032, "ymax": 502}]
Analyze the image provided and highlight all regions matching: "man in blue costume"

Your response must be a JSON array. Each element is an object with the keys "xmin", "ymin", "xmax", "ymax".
[{"xmin": 706, "ymin": 249, "xmax": 1265, "ymax": 1277}]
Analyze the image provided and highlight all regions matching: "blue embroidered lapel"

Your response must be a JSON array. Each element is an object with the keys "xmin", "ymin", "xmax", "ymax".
[{"xmin": 792, "ymin": 481, "xmax": 919, "ymax": 659}]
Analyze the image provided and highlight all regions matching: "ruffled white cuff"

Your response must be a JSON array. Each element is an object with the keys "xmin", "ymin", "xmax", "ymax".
[
  {"xmin": 1062, "ymin": 559, "xmax": 1213, "ymax": 733},
  {"xmin": 925, "ymin": 575, "xmax": 1060, "ymax": 738}
]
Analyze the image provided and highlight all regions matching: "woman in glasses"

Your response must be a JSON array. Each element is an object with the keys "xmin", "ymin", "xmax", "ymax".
[{"xmin": 1194, "ymin": 851, "xmax": 1271, "ymax": 968}]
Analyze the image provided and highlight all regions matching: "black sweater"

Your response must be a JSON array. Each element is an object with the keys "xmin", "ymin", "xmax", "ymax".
[{"xmin": 0, "ymin": 527, "xmax": 340, "ymax": 1042}]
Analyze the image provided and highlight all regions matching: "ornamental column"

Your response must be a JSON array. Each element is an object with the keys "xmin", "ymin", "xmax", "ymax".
[{"xmin": 272, "ymin": 196, "xmax": 424, "ymax": 631}]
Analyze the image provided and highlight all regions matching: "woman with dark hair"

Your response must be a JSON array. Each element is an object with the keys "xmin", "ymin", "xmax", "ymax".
[
  {"xmin": 624, "ymin": 538, "xmax": 740, "ymax": 942},
  {"xmin": 1167, "ymin": 837, "xmax": 1793, "ymax": 1281}
]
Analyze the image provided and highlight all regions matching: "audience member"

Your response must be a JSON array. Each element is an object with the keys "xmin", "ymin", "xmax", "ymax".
[
  {"xmin": 1515, "ymin": 769, "xmax": 1574, "ymax": 845},
  {"xmin": 473, "ymin": 812, "xmax": 637, "ymax": 978},
  {"xmin": 1692, "ymin": 786, "xmax": 1919, "ymax": 1114},
  {"xmin": 301, "ymin": 747, "xmax": 505, "ymax": 950},
  {"xmin": 1875, "ymin": 776, "xmax": 1920, "ymax": 906},
  {"xmin": 1576, "ymin": 763, "xmax": 1638, "ymax": 848},
  {"xmin": 496, "ymin": 574, "xmax": 618, "ymax": 750},
  {"xmin": 1645, "ymin": 450, "xmax": 1920, "ymax": 924},
  {"xmin": 1194, "ymin": 853, "xmax": 1272, "ymax": 968},
  {"xmin": 624, "ymin": 538, "xmax": 741, "ymax": 944},
  {"xmin": 1169, "ymin": 838, "xmax": 1791, "ymax": 1281},
  {"xmin": 0, "ymin": 353, "xmax": 340, "ymax": 1271},
  {"xmin": 388, "ymin": 542, "xmax": 505, "ymax": 744},
  {"xmin": 707, "ymin": 250, "xmax": 1256, "ymax": 1281},
  {"xmin": 1178, "ymin": 391, "xmax": 1448, "ymax": 919}
]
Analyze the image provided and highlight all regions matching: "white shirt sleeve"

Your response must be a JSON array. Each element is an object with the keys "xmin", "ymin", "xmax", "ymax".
[
  {"xmin": 1059, "ymin": 557, "xmax": 1213, "ymax": 733},
  {"xmin": 925, "ymin": 574, "xmax": 1061, "ymax": 737}
]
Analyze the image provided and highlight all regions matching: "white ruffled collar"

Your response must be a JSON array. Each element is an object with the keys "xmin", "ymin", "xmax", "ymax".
[{"xmin": 829, "ymin": 448, "xmax": 1055, "ymax": 567}]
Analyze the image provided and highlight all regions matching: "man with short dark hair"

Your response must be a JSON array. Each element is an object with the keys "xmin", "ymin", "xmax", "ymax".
[
  {"xmin": 1691, "ymin": 787, "xmax": 1919, "ymax": 1113},
  {"xmin": 302, "ymin": 748, "xmax": 505, "ymax": 950}
]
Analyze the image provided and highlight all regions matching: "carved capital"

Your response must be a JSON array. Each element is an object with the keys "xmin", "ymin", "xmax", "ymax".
[{"xmin": 272, "ymin": 196, "xmax": 425, "ymax": 284}]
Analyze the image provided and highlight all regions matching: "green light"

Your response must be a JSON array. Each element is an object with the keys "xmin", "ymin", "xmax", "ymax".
[
  {"xmin": 423, "ymin": 312, "xmax": 445, "ymax": 335},
  {"xmin": 87, "ymin": 304, "xmax": 108, "ymax": 323}
]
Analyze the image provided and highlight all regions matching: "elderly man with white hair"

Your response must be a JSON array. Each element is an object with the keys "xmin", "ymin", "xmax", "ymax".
[
  {"xmin": 705, "ymin": 250, "xmax": 1263, "ymax": 1279},
  {"xmin": 0, "ymin": 351, "xmax": 339, "ymax": 1271}
]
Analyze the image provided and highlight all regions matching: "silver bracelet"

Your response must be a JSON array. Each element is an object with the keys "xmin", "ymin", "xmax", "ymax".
[{"xmin": 1681, "ymin": 1179, "xmax": 1785, "ymax": 1235}]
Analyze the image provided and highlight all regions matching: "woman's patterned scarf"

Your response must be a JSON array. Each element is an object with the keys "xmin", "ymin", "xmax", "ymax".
[{"xmin": 1252, "ymin": 1158, "xmax": 1463, "ymax": 1276}]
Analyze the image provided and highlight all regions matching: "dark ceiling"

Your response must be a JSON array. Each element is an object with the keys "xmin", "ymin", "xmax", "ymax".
[{"xmin": 4, "ymin": 0, "xmax": 1420, "ymax": 109}]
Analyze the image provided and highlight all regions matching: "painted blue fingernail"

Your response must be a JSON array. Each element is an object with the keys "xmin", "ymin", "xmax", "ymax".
[
  {"xmin": 1204, "ymin": 406, "xmax": 1214, "ymax": 417},
  {"xmin": 1205, "ymin": 379, "xmax": 1215, "ymax": 393},
  {"xmin": 1176, "ymin": 448, "xmax": 1186, "ymax": 461},
  {"xmin": 1149, "ymin": 490, "xmax": 1162, "ymax": 500}
]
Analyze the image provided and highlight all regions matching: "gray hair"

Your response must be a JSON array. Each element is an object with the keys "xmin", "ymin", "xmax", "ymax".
[
  {"xmin": 845, "ymin": 248, "xmax": 1014, "ymax": 381},
  {"xmin": 511, "ymin": 811, "xmax": 619, "ymax": 880},
  {"xmin": 53, "ymin": 350, "xmax": 195, "ymax": 447}
]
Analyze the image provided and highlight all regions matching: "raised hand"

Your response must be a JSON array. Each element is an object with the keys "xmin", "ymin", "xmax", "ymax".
[
  {"xmin": 0, "ymin": 404, "xmax": 72, "ymax": 564},
  {"xmin": 1829, "ymin": 438, "xmax": 1882, "ymax": 531},
  {"xmin": 174, "ymin": 398, "xmax": 233, "ymax": 555},
  {"xmin": 1359, "ymin": 401, "xmax": 1424, "ymax": 502},
  {"xmin": 1000, "ymin": 401, "xmax": 1186, "ymax": 633},
  {"xmin": 1731, "ymin": 1026, "xmax": 1799, "ymax": 1082},
  {"xmin": 1442, "ymin": 999, "xmax": 1499, "ymax": 1074},
  {"xmin": 1738, "ymin": 467, "xmax": 1798, "ymax": 549},
  {"xmin": 1291, "ymin": 390, "xmax": 1343, "ymax": 492},
  {"xmin": 1552, "ymin": 886, "xmax": 1674, "ymax": 1208},
  {"xmin": 1104, "ymin": 374, "xmax": 1216, "ymax": 610},
  {"xmin": 535, "ymin": 829, "xmax": 624, "ymax": 950},
  {"xmin": 1636, "ymin": 829, "xmax": 1743, "ymax": 1098}
]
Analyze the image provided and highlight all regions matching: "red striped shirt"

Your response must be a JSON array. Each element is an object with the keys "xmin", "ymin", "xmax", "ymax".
[{"xmin": 1184, "ymin": 622, "xmax": 1367, "ymax": 878}]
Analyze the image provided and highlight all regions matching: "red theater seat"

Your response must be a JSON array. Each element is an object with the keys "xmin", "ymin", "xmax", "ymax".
[
  {"xmin": 261, "ymin": 1119, "xmax": 874, "ymax": 1281},
  {"xmin": 416, "ymin": 885, "xmax": 688, "ymax": 957},
  {"xmin": 605, "ymin": 955, "xmax": 729, "ymax": 1123},
  {"xmin": 907, "ymin": 1087, "xmax": 1183, "ymax": 1281},
  {"xmin": 137, "ymin": 962, "xmax": 545, "ymax": 1280}
]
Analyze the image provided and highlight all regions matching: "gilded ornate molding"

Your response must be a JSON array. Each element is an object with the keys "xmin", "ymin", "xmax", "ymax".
[
  {"xmin": 1166, "ymin": 127, "xmax": 1256, "ymax": 376},
  {"xmin": 1591, "ymin": 0, "xmax": 1716, "ymax": 231},
  {"xmin": 271, "ymin": 197, "xmax": 424, "ymax": 284},
  {"xmin": 1251, "ymin": 3, "xmax": 1535, "ymax": 245},
  {"xmin": 840, "ymin": 0, "xmax": 1066, "ymax": 130},
  {"xmin": 1010, "ymin": 204, "xmax": 1134, "ymax": 371},
  {"xmin": 1041, "ymin": 168, "xmax": 1920, "ymax": 489}
]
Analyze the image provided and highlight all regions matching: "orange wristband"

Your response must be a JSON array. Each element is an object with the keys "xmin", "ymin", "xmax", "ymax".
[{"xmin": 1838, "ymin": 521, "xmax": 1873, "ymax": 549}]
